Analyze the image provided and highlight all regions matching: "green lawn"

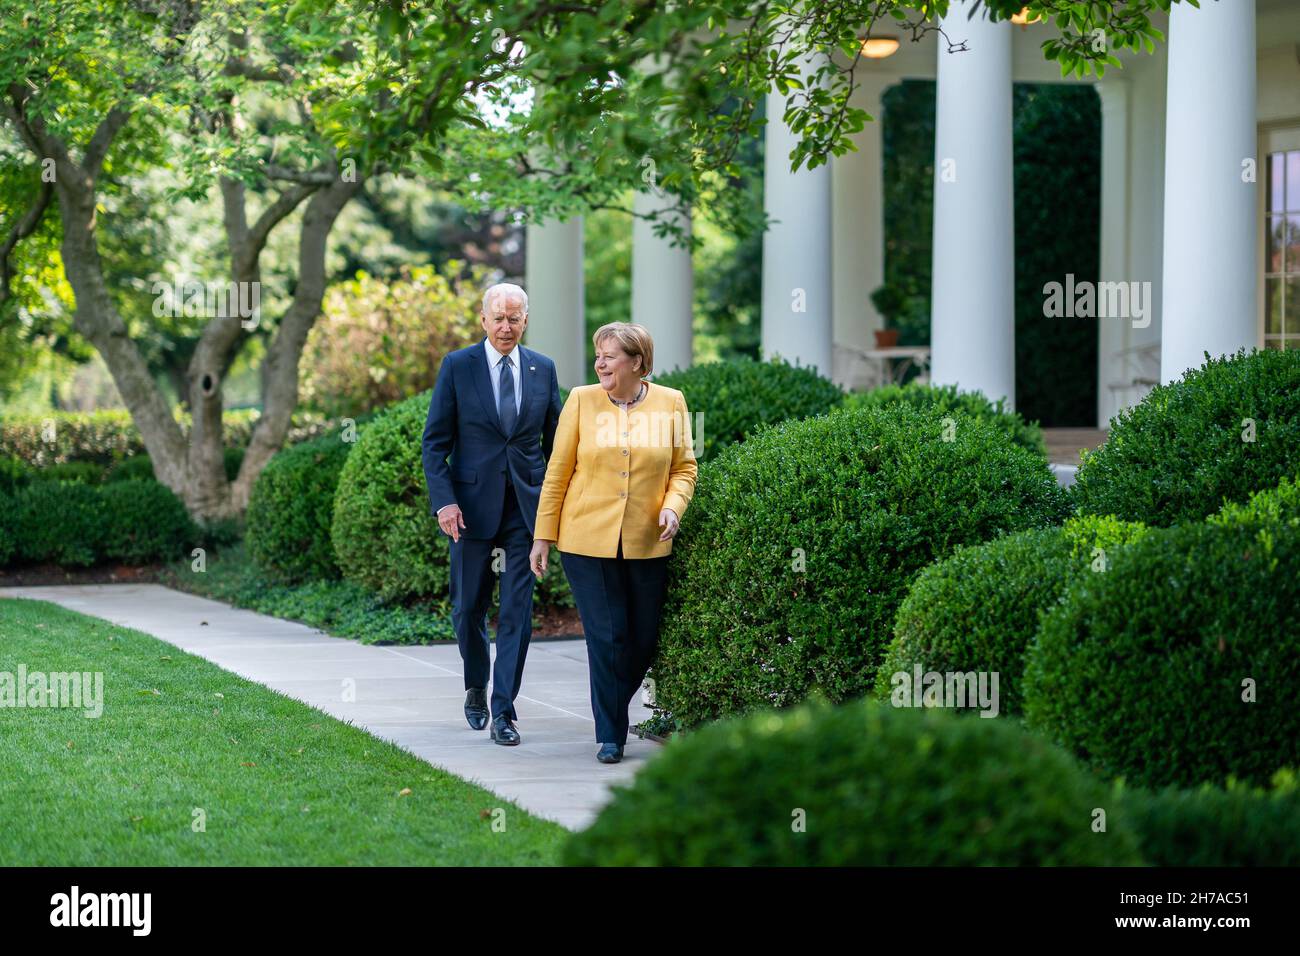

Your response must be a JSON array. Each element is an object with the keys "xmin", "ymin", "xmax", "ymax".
[{"xmin": 0, "ymin": 597, "xmax": 567, "ymax": 865}]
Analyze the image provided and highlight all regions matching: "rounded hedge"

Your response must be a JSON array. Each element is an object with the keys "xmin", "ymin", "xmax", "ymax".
[
  {"xmin": 1116, "ymin": 775, "xmax": 1300, "ymax": 866},
  {"xmin": 876, "ymin": 514, "xmax": 1147, "ymax": 715},
  {"xmin": 247, "ymin": 430, "xmax": 357, "ymax": 582},
  {"xmin": 653, "ymin": 357, "xmax": 844, "ymax": 462},
  {"xmin": 1072, "ymin": 348, "xmax": 1300, "ymax": 524},
  {"xmin": 563, "ymin": 699, "xmax": 1143, "ymax": 866},
  {"xmin": 331, "ymin": 391, "xmax": 572, "ymax": 607},
  {"xmin": 97, "ymin": 480, "xmax": 196, "ymax": 563},
  {"xmin": 839, "ymin": 381, "xmax": 1047, "ymax": 458},
  {"xmin": 1024, "ymin": 520, "xmax": 1300, "ymax": 787},
  {"xmin": 12, "ymin": 482, "xmax": 110, "ymax": 567},
  {"xmin": 652, "ymin": 402, "xmax": 1070, "ymax": 728},
  {"xmin": 1210, "ymin": 473, "xmax": 1300, "ymax": 529}
]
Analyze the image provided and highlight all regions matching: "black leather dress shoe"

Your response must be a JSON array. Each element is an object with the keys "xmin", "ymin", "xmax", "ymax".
[
  {"xmin": 596, "ymin": 742, "xmax": 624, "ymax": 763},
  {"xmin": 490, "ymin": 714, "xmax": 521, "ymax": 746},
  {"xmin": 464, "ymin": 688, "xmax": 488, "ymax": 731}
]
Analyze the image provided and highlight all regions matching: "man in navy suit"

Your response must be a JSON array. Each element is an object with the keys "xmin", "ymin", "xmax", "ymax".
[{"xmin": 421, "ymin": 283, "xmax": 564, "ymax": 745}]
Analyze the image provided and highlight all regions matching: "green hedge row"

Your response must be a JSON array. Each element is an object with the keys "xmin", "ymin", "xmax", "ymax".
[
  {"xmin": 0, "ymin": 448, "xmax": 246, "ymax": 488},
  {"xmin": 0, "ymin": 480, "xmax": 196, "ymax": 568},
  {"xmin": 0, "ymin": 407, "xmax": 336, "ymax": 468},
  {"xmin": 564, "ymin": 697, "xmax": 1300, "ymax": 866}
]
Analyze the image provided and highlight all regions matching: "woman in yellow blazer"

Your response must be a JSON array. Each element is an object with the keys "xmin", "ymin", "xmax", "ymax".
[{"xmin": 529, "ymin": 322, "xmax": 697, "ymax": 763}]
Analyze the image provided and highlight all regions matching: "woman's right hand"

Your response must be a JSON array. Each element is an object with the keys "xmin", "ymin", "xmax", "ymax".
[{"xmin": 529, "ymin": 539, "xmax": 552, "ymax": 579}]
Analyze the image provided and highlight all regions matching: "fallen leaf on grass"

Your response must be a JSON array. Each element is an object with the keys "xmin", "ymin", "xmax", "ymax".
[
  {"xmin": 240, "ymin": 761, "xmax": 256, "ymax": 767},
  {"xmin": 398, "ymin": 788, "xmax": 412, "ymax": 797}
]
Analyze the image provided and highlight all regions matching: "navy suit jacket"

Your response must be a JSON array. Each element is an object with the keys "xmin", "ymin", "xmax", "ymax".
[{"xmin": 421, "ymin": 338, "xmax": 564, "ymax": 539}]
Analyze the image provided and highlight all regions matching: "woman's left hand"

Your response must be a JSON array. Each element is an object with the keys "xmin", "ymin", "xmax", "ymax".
[{"xmin": 658, "ymin": 508, "xmax": 680, "ymax": 541}]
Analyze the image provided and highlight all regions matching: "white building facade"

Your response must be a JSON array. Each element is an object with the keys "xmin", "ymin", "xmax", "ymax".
[{"xmin": 528, "ymin": 0, "xmax": 1300, "ymax": 429}]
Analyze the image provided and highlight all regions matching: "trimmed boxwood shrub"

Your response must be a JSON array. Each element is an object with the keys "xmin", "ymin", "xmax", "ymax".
[
  {"xmin": 27, "ymin": 461, "xmax": 105, "ymax": 484},
  {"xmin": 564, "ymin": 699, "xmax": 1143, "ymax": 866},
  {"xmin": 0, "ymin": 455, "xmax": 30, "ymax": 494},
  {"xmin": 652, "ymin": 402, "xmax": 1070, "ymax": 728},
  {"xmin": 839, "ymin": 381, "xmax": 1047, "ymax": 458},
  {"xmin": 0, "ymin": 492, "xmax": 15, "ymax": 566},
  {"xmin": 653, "ymin": 357, "xmax": 844, "ymax": 462},
  {"xmin": 876, "ymin": 514, "xmax": 1147, "ymax": 715},
  {"xmin": 1072, "ymin": 348, "xmax": 1300, "ymax": 524},
  {"xmin": 1024, "ymin": 520, "xmax": 1300, "ymax": 787},
  {"xmin": 247, "ymin": 430, "xmax": 358, "ymax": 582},
  {"xmin": 331, "ymin": 391, "xmax": 572, "ymax": 608},
  {"xmin": 12, "ymin": 482, "xmax": 110, "ymax": 567},
  {"xmin": 104, "ymin": 455, "xmax": 157, "ymax": 483},
  {"xmin": 98, "ymin": 480, "xmax": 196, "ymax": 563},
  {"xmin": 1209, "ymin": 473, "xmax": 1300, "ymax": 529},
  {"xmin": 1116, "ymin": 775, "xmax": 1300, "ymax": 866}
]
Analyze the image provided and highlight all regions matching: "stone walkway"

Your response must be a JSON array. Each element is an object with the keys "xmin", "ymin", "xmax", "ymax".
[{"xmin": 0, "ymin": 583, "xmax": 658, "ymax": 831}]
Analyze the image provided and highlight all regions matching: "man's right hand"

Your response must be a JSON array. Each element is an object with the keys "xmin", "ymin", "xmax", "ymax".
[{"xmin": 437, "ymin": 503, "xmax": 466, "ymax": 542}]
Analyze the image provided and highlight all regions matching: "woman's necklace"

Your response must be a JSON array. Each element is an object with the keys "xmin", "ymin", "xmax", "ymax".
[{"xmin": 608, "ymin": 380, "xmax": 647, "ymax": 411}]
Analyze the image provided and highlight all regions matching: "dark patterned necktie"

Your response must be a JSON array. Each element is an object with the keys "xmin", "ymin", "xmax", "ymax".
[{"xmin": 498, "ymin": 354, "xmax": 517, "ymax": 434}]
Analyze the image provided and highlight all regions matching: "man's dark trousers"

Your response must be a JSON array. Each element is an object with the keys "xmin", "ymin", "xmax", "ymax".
[{"xmin": 449, "ymin": 481, "xmax": 535, "ymax": 722}]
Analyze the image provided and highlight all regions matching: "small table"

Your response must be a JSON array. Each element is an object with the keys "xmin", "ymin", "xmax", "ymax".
[{"xmin": 839, "ymin": 345, "xmax": 932, "ymax": 390}]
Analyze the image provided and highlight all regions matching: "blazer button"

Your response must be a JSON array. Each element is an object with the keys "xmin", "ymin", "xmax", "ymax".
[
  {"xmin": 620, "ymin": 471, "xmax": 628, "ymax": 478},
  {"xmin": 619, "ymin": 491, "xmax": 626, "ymax": 498},
  {"xmin": 621, "ymin": 449, "xmax": 629, "ymax": 456}
]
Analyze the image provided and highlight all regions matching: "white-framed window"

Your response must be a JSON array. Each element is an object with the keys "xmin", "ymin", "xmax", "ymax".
[
  {"xmin": 1262, "ymin": 128, "xmax": 1300, "ymax": 351},
  {"xmin": 1264, "ymin": 150, "xmax": 1300, "ymax": 349}
]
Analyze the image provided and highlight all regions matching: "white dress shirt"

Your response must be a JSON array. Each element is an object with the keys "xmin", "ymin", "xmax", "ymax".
[{"xmin": 485, "ymin": 338, "xmax": 522, "ymax": 416}]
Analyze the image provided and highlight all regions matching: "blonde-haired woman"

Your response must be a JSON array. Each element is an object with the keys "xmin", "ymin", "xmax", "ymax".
[{"xmin": 529, "ymin": 323, "xmax": 697, "ymax": 763}]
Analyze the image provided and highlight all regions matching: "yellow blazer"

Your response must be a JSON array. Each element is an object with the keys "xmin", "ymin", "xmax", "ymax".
[{"xmin": 534, "ymin": 381, "xmax": 698, "ymax": 558}]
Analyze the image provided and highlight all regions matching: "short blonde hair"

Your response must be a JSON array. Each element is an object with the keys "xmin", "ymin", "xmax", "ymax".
[{"xmin": 593, "ymin": 322, "xmax": 654, "ymax": 377}]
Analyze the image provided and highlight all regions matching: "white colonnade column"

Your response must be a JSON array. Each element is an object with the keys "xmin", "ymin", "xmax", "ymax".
[
  {"xmin": 929, "ymin": 0, "xmax": 1015, "ymax": 407},
  {"xmin": 1160, "ymin": 0, "xmax": 1257, "ymax": 383},
  {"xmin": 761, "ymin": 42, "xmax": 833, "ymax": 376}
]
